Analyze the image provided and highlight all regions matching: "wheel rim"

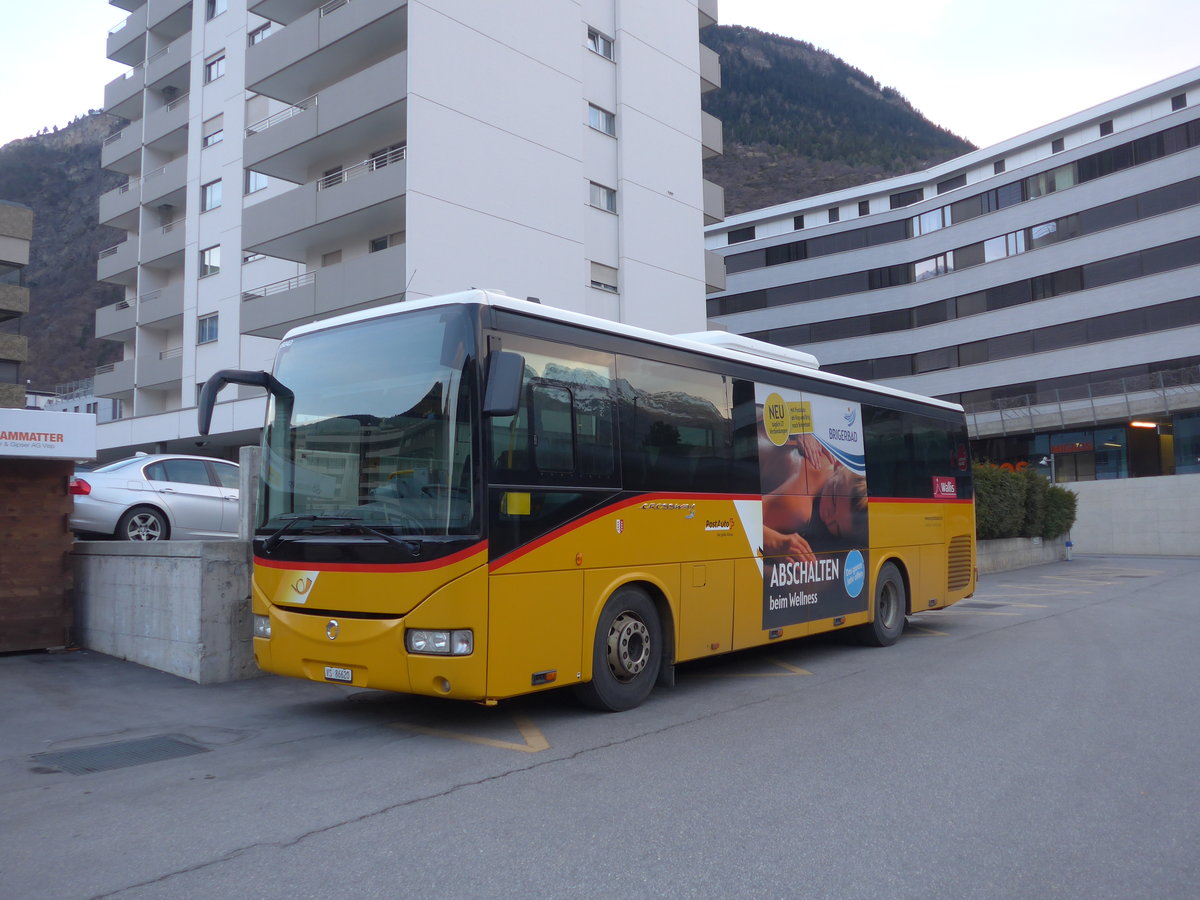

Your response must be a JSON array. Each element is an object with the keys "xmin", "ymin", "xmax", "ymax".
[
  {"xmin": 126, "ymin": 512, "xmax": 163, "ymax": 541},
  {"xmin": 606, "ymin": 611, "xmax": 651, "ymax": 683},
  {"xmin": 878, "ymin": 579, "xmax": 900, "ymax": 629}
]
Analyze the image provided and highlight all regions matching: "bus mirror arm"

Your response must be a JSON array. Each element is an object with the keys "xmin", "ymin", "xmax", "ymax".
[
  {"xmin": 197, "ymin": 369, "xmax": 294, "ymax": 437},
  {"xmin": 482, "ymin": 351, "xmax": 525, "ymax": 417}
]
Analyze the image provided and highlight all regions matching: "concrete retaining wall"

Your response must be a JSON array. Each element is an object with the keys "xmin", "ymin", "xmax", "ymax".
[
  {"xmin": 977, "ymin": 536, "xmax": 1067, "ymax": 575},
  {"xmin": 1067, "ymin": 474, "xmax": 1200, "ymax": 556},
  {"xmin": 72, "ymin": 541, "xmax": 256, "ymax": 684}
]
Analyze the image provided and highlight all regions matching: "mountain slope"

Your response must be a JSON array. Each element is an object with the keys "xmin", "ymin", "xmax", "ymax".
[{"xmin": 702, "ymin": 26, "xmax": 976, "ymax": 215}]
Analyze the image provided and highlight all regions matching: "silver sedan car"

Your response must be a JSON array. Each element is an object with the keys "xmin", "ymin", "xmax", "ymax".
[{"xmin": 69, "ymin": 453, "xmax": 241, "ymax": 541}]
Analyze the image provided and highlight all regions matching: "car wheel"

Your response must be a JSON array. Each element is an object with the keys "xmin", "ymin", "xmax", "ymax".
[{"xmin": 117, "ymin": 506, "xmax": 169, "ymax": 541}]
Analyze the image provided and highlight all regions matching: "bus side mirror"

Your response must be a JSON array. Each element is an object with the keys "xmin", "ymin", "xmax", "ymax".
[
  {"xmin": 198, "ymin": 369, "xmax": 293, "ymax": 436},
  {"xmin": 483, "ymin": 351, "xmax": 525, "ymax": 417}
]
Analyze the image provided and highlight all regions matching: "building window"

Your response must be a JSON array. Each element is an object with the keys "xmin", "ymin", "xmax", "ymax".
[
  {"xmin": 1171, "ymin": 93, "xmax": 1187, "ymax": 111},
  {"xmin": 587, "ymin": 27, "xmax": 614, "ymax": 60},
  {"xmin": 197, "ymin": 314, "xmax": 219, "ymax": 344},
  {"xmin": 248, "ymin": 23, "xmax": 272, "ymax": 45},
  {"xmin": 368, "ymin": 232, "xmax": 404, "ymax": 253},
  {"xmin": 889, "ymin": 188, "xmax": 923, "ymax": 209},
  {"xmin": 1099, "ymin": 119, "xmax": 1114, "ymax": 137},
  {"xmin": 204, "ymin": 52, "xmax": 226, "ymax": 83},
  {"xmin": 589, "ymin": 182, "xmax": 617, "ymax": 213},
  {"xmin": 589, "ymin": 262, "xmax": 618, "ymax": 293},
  {"xmin": 1051, "ymin": 137, "xmax": 1065, "ymax": 153},
  {"xmin": 242, "ymin": 252, "xmax": 265, "ymax": 264},
  {"xmin": 201, "ymin": 179, "xmax": 222, "ymax": 212},
  {"xmin": 368, "ymin": 144, "xmax": 405, "ymax": 169},
  {"xmin": 793, "ymin": 215, "xmax": 804, "ymax": 230},
  {"xmin": 244, "ymin": 170, "xmax": 269, "ymax": 194},
  {"xmin": 199, "ymin": 246, "xmax": 220, "ymax": 278},
  {"xmin": 827, "ymin": 207, "xmax": 840, "ymax": 223},
  {"xmin": 202, "ymin": 115, "xmax": 223, "ymax": 147},
  {"xmin": 858, "ymin": 200, "xmax": 870, "ymax": 216},
  {"xmin": 206, "ymin": 0, "xmax": 227, "ymax": 20},
  {"xmin": 937, "ymin": 174, "xmax": 967, "ymax": 194},
  {"xmin": 727, "ymin": 226, "xmax": 755, "ymax": 245},
  {"xmin": 587, "ymin": 103, "xmax": 616, "ymax": 136},
  {"xmin": 994, "ymin": 159, "xmax": 1006, "ymax": 175}
]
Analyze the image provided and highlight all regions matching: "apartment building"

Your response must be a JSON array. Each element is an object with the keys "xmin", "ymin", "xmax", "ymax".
[
  {"xmin": 706, "ymin": 67, "xmax": 1200, "ymax": 482},
  {"xmin": 96, "ymin": 0, "xmax": 725, "ymax": 459},
  {"xmin": 0, "ymin": 200, "xmax": 33, "ymax": 409}
]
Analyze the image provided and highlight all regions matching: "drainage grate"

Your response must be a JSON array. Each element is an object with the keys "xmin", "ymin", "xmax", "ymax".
[{"xmin": 31, "ymin": 734, "xmax": 209, "ymax": 775}]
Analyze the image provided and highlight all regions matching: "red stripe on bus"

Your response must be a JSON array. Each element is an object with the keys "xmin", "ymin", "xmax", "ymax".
[
  {"xmin": 254, "ymin": 540, "xmax": 487, "ymax": 573},
  {"xmin": 488, "ymin": 492, "xmax": 759, "ymax": 572},
  {"xmin": 867, "ymin": 497, "xmax": 975, "ymax": 504}
]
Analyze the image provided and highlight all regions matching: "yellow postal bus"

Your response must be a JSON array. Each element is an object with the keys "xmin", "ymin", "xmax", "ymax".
[{"xmin": 200, "ymin": 290, "xmax": 975, "ymax": 710}]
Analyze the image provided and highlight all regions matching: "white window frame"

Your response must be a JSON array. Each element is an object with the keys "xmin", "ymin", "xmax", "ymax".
[
  {"xmin": 197, "ymin": 313, "xmax": 219, "ymax": 344},
  {"xmin": 204, "ymin": 52, "xmax": 226, "ymax": 84},
  {"xmin": 244, "ymin": 170, "xmax": 269, "ymax": 194},
  {"xmin": 199, "ymin": 245, "xmax": 221, "ymax": 278},
  {"xmin": 587, "ymin": 104, "xmax": 616, "ymax": 137},
  {"xmin": 587, "ymin": 27, "xmax": 614, "ymax": 60},
  {"xmin": 201, "ymin": 179, "xmax": 222, "ymax": 212},
  {"xmin": 589, "ymin": 182, "xmax": 617, "ymax": 214}
]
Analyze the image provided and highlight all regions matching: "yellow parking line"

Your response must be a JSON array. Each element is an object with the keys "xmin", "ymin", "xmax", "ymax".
[
  {"xmin": 396, "ymin": 713, "xmax": 550, "ymax": 753},
  {"xmin": 718, "ymin": 657, "xmax": 813, "ymax": 677}
]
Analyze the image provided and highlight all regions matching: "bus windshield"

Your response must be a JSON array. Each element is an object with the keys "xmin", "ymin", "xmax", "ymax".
[{"xmin": 260, "ymin": 306, "xmax": 478, "ymax": 537}]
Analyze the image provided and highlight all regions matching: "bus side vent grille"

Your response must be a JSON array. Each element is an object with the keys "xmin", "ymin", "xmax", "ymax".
[{"xmin": 947, "ymin": 535, "xmax": 973, "ymax": 590}]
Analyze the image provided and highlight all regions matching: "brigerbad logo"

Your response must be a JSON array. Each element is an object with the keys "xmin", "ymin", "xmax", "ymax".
[{"xmin": 843, "ymin": 550, "xmax": 865, "ymax": 598}]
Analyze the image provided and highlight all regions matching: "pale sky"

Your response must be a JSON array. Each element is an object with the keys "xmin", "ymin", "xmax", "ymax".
[{"xmin": 1, "ymin": 1, "xmax": 1198, "ymax": 148}]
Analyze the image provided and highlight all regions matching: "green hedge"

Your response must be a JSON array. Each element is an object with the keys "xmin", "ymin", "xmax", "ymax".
[{"xmin": 973, "ymin": 464, "xmax": 1077, "ymax": 540}]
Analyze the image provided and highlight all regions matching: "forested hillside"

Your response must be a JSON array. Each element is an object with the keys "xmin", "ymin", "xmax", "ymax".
[{"xmin": 702, "ymin": 26, "xmax": 975, "ymax": 214}]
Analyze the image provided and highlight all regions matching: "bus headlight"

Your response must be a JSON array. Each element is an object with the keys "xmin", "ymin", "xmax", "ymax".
[
  {"xmin": 253, "ymin": 615, "xmax": 272, "ymax": 639},
  {"xmin": 406, "ymin": 629, "xmax": 473, "ymax": 656}
]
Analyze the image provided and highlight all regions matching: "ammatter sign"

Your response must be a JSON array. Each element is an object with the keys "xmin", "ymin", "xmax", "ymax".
[{"xmin": 0, "ymin": 408, "xmax": 95, "ymax": 460}]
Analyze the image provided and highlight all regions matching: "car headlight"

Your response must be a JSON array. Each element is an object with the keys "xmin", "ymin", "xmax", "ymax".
[
  {"xmin": 253, "ymin": 615, "xmax": 271, "ymax": 639},
  {"xmin": 406, "ymin": 629, "xmax": 473, "ymax": 656}
]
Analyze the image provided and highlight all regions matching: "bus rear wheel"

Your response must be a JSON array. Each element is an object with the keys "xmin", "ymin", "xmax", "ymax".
[
  {"xmin": 851, "ymin": 561, "xmax": 906, "ymax": 647},
  {"xmin": 575, "ymin": 586, "xmax": 661, "ymax": 711}
]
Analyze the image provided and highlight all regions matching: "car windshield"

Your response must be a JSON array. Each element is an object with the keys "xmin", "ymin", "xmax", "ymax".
[{"xmin": 259, "ymin": 306, "xmax": 478, "ymax": 537}]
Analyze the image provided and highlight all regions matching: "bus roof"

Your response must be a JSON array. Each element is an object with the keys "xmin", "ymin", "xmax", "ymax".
[{"xmin": 281, "ymin": 290, "xmax": 964, "ymax": 413}]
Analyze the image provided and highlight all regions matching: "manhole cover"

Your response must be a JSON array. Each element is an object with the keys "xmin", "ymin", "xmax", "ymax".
[{"xmin": 31, "ymin": 734, "xmax": 209, "ymax": 775}]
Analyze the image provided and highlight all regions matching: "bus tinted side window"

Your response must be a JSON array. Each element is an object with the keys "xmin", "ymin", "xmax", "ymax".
[
  {"xmin": 487, "ymin": 337, "xmax": 618, "ymax": 488},
  {"xmin": 864, "ymin": 405, "xmax": 973, "ymax": 498},
  {"xmin": 617, "ymin": 356, "xmax": 733, "ymax": 492}
]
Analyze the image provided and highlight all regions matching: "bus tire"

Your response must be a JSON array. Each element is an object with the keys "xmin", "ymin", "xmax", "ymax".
[
  {"xmin": 852, "ymin": 561, "xmax": 906, "ymax": 647},
  {"xmin": 574, "ymin": 586, "xmax": 662, "ymax": 712}
]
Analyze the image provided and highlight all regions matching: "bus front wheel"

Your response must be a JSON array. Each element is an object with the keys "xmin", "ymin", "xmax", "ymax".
[
  {"xmin": 852, "ymin": 561, "xmax": 906, "ymax": 647},
  {"xmin": 575, "ymin": 586, "xmax": 662, "ymax": 711}
]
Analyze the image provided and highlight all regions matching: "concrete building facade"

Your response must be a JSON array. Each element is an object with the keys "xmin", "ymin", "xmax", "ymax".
[
  {"xmin": 97, "ymin": 0, "xmax": 725, "ymax": 459},
  {"xmin": 706, "ymin": 67, "xmax": 1200, "ymax": 482},
  {"xmin": 0, "ymin": 200, "xmax": 33, "ymax": 409}
]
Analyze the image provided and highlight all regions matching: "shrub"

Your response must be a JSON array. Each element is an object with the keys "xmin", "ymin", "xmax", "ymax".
[
  {"xmin": 1042, "ymin": 485, "xmax": 1078, "ymax": 540},
  {"xmin": 1020, "ymin": 468, "xmax": 1048, "ymax": 538}
]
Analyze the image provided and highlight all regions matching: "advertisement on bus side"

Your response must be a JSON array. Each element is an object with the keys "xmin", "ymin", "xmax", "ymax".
[{"xmin": 757, "ymin": 386, "xmax": 869, "ymax": 629}]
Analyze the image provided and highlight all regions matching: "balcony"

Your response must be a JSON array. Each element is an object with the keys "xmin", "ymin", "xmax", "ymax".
[
  {"xmin": 104, "ymin": 66, "xmax": 145, "ymax": 121},
  {"xmin": 99, "ymin": 180, "xmax": 140, "ymax": 231},
  {"xmin": 698, "ymin": 0, "xmax": 717, "ymax": 29},
  {"xmin": 107, "ymin": 5, "xmax": 147, "ymax": 66},
  {"xmin": 146, "ymin": 33, "xmax": 190, "ymax": 93},
  {"xmin": 140, "ymin": 219, "xmax": 186, "ymax": 269},
  {"xmin": 246, "ymin": 0, "xmax": 408, "ymax": 104},
  {"xmin": 0, "ymin": 284, "xmax": 30, "ymax": 320},
  {"xmin": 95, "ymin": 358, "xmax": 135, "ymax": 397},
  {"xmin": 137, "ymin": 283, "xmax": 185, "ymax": 326},
  {"xmin": 699, "ymin": 43, "xmax": 720, "ymax": 94},
  {"xmin": 137, "ymin": 346, "xmax": 183, "ymax": 389},
  {"xmin": 111, "ymin": 0, "xmax": 147, "ymax": 11},
  {"xmin": 95, "ymin": 298, "xmax": 137, "ymax": 342},
  {"xmin": 241, "ymin": 243, "xmax": 406, "ymax": 338},
  {"xmin": 97, "ymin": 239, "xmax": 139, "ymax": 286},
  {"xmin": 101, "ymin": 127, "xmax": 141, "ymax": 177},
  {"xmin": 141, "ymin": 155, "xmax": 187, "ymax": 208},
  {"xmin": 704, "ymin": 250, "xmax": 726, "ymax": 294},
  {"xmin": 147, "ymin": 0, "xmax": 192, "ymax": 39},
  {"xmin": 244, "ymin": 53, "xmax": 407, "ymax": 183},
  {"xmin": 249, "ymin": 0, "xmax": 323, "ymax": 25},
  {"xmin": 702, "ymin": 179, "xmax": 725, "ymax": 226},
  {"xmin": 144, "ymin": 93, "xmax": 189, "ymax": 153},
  {"xmin": 243, "ymin": 149, "xmax": 407, "ymax": 261},
  {"xmin": 701, "ymin": 110, "xmax": 723, "ymax": 159}
]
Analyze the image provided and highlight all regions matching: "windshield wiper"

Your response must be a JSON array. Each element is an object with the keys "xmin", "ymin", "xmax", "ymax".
[
  {"xmin": 261, "ymin": 514, "xmax": 360, "ymax": 555},
  {"xmin": 331, "ymin": 520, "xmax": 423, "ymax": 557}
]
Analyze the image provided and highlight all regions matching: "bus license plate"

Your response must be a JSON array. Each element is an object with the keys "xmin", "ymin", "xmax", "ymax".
[{"xmin": 324, "ymin": 666, "xmax": 353, "ymax": 683}]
